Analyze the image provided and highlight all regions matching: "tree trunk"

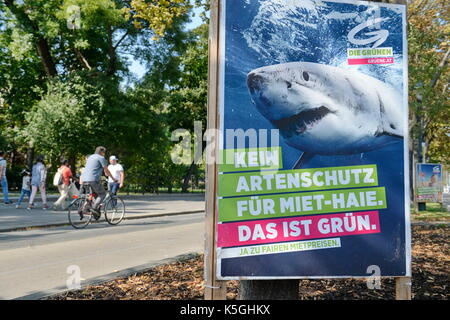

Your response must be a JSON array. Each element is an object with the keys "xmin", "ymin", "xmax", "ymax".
[
  {"xmin": 35, "ymin": 37, "xmax": 57, "ymax": 77},
  {"xmin": 239, "ymin": 280, "xmax": 299, "ymax": 300},
  {"xmin": 409, "ymin": 149, "xmax": 415, "ymax": 203},
  {"xmin": 107, "ymin": 25, "xmax": 117, "ymax": 76},
  {"xmin": 26, "ymin": 147, "xmax": 34, "ymax": 171},
  {"xmin": 182, "ymin": 162, "xmax": 196, "ymax": 193},
  {"xmin": 69, "ymin": 155, "xmax": 77, "ymax": 176},
  {"xmin": 4, "ymin": 0, "xmax": 57, "ymax": 78}
]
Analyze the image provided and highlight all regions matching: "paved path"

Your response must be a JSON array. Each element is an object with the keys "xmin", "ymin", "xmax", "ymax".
[
  {"xmin": 0, "ymin": 212, "xmax": 204, "ymax": 300},
  {"xmin": 0, "ymin": 194, "xmax": 205, "ymax": 232}
]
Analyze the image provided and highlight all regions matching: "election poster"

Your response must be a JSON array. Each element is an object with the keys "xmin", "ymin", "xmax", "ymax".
[
  {"xmin": 415, "ymin": 163, "xmax": 443, "ymax": 203},
  {"xmin": 214, "ymin": 0, "xmax": 410, "ymax": 279}
]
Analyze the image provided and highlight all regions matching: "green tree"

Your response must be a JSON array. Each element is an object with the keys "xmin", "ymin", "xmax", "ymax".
[
  {"xmin": 128, "ymin": 0, "xmax": 191, "ymax": 38},
  {"xmin": 0, "ymin": 1, "xmax": 210, "ymax": 192},
  {"xmin": 19, "ymin": 74, "xmax": 107, "ymax": 162},
  {"xmin": 0, "ymin": 0, "xmax": 195, "ymax": 179},
  {"xmin": 409, "ymin": 0, "xmax": 449, "ymax": 164},
  {"xmin": 128, "ymin": 15, "xmax": 208, "ymax": 193},
  {"xmin": 165, "ymin": 24, "xmax": 208, "ymax": 192}
]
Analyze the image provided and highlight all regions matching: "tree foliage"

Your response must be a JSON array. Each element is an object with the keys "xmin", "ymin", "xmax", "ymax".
[
  {"xmin": 128, "ymin": 0, "xmax": 191, "ymax": 38},
  {"xmin": 1, "ymin": 0, "xmax": 447, "ymax": 193},
  {"xmin": 408, "ymin": 0, "xmax": 450, "ymax": 164},
  {"xmin": 20, "ymin": 74, "xmax": 105, "ymax": 157},
  {"xmin": 0, "ymin": 0, "xmax": 201, "ymax": 191}
]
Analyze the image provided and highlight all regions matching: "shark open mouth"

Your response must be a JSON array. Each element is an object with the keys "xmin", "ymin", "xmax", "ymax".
[{"xmin": 271, "ymin": 106, "xmax": 331, "ymax": 136}]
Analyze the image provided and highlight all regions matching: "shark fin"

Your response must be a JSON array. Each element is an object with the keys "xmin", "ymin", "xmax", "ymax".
[
  {"xmin": 375, "ymin": 129, "xmax": 403, "ymax": 139},
  {"xmin": 376, "ymin": 91, "xmax": 403, "ymax": 139},
  {"xmin": 293, "ymin": 152, "xmax": 315, "ymax": 169}
]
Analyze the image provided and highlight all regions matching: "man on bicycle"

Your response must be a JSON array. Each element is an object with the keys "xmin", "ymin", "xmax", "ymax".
[{"xmin": 80, "ymin": 146, "xmax": 117, "ymax": 219}]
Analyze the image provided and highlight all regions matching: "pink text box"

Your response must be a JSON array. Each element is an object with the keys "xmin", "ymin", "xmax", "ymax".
[
  {"xmin": 217, "ymin": 211, "xmax": 380, "ymax": 248},
  {"xmin": 348, "ymin": 57, "xmax": 394, "ymax": 65}
]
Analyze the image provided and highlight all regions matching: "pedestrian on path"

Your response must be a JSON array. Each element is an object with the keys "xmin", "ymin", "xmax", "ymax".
[
  {"xmin": 28, "ymin": 155, "xmax": 49, "ymax": 210},
  {"xmin": 107, "ymin": 155, "xmax": 124, "ymax": 196},
  {"xmin": 16, "ymin": 170, "xmax": 31, "ymax": 208},
  {"xmin": 53, "ymin": 159, "xmax": 73, "ymax": 210},
  {"xmin": 0, "ymin": 151, "xmax": 13, "ymax": 205},
  {"xmin": 76, "ymin": 154, "xmax": 90, "ymax": 190}
]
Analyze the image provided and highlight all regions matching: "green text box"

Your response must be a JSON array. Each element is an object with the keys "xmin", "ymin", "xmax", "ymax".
[
  {"xmin": 218, "ymin": 164, "xmax": 378, "ymax": 197},
  {"xmin": 416, "ymin": 187, "xmax": 441, "ymax": 195},
  {"xmin": 218, "ymin": 147, "xmax": 282, "ymax": 173},
  {"xmin": 218, "ymin": 187, "xmax": 387, "ymax": 222}
]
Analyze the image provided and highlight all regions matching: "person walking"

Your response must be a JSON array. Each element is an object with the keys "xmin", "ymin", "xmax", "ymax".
[
  {"xmin": 0, "ymin": 151, "xmax": 13, "ymax": 205},
  {"xmin": 53, "ymin": 159, "xmax": 73, "ymax": 210},
  {"xmin": 16, "ymin": 170, "xmax": 31, "ymax": 208},
  {"xmin": 76, "ymin": 155, "xmax": 90, "ymax": 190},
  {"xmin": 107, "ymin": 155, "xmax": 124, "ymax": 196},
  {"xmin": 28, "ymin": 155, "xmax": 49, "ymax": 210},
  {"xmin": 80, "ymin": 147, "xmax": 117, "ymax": 219}
]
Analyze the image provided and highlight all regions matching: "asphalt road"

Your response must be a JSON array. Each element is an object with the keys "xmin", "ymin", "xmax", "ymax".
[{"xmin": 0, "ymin": 212, "xmax": 204, "ymax": 300}]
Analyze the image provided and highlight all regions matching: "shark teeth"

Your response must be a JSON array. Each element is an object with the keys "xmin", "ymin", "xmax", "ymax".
[{"xmin": 272, "ymin": 106, "xmax": 331, "ymax": 138}]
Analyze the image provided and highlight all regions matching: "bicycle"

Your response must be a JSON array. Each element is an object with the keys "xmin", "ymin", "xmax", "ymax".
[{"xmin": 68, "ymin": 183, "xmax": 126, "ymax": 229}]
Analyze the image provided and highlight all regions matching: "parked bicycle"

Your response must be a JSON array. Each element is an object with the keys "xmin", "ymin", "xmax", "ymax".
[{"xmin": 68, "ymin": 183, "xmax": 125, "ymax": 229}]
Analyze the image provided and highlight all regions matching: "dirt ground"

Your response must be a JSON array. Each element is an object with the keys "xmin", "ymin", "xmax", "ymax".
[{"xmin": 47, "ymin": 225, "xmax": 449, "ymax": 300}]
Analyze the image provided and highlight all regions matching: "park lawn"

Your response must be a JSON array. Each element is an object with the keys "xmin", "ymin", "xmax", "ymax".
[{"xmin": 411, "ymin": 202, "xmax": 449, "ymax": 222}]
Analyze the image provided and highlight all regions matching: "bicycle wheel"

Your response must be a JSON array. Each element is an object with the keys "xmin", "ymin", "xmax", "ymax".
[
  {"xmin": 104, "ymin": 196, "xmax": 125, "ymax": 225},
  {"xmin": 68, "ymin": 198, "xmax": 93, "ymax": 229}
]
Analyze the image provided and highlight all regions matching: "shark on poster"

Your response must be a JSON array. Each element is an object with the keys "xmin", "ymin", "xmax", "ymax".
[{"xmin": 215, "ymin": 0, "xmax": 410, "ymax": 279}]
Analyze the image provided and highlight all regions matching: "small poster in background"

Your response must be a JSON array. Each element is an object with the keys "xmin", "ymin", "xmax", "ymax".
[{"xmin": 416, "ymin": 163, "xmax": 443, "ymax": 203}]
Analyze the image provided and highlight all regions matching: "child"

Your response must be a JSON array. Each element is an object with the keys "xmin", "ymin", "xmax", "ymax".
[{"xmin": 16, "ymin": 170, "xmax": 31, "ymax": 209}]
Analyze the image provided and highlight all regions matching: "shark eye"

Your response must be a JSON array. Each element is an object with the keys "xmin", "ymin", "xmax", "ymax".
[
  {"xmin": 286, "ymin": 81, "xmax": 292, "ymax": 89},
  {"xmin": 303, "ymin": 71, "xmax": 310, "ymax": 81}
]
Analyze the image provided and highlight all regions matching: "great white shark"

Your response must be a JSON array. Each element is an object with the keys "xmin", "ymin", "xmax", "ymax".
[{"xmin": 247, "ymin": 62, "xmax": 404, "ymax": 168}]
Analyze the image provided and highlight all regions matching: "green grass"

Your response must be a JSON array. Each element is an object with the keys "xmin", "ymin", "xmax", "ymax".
[{"xmin": 411, "ymin": 202, "xmax": 449, "ymax": 222}]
